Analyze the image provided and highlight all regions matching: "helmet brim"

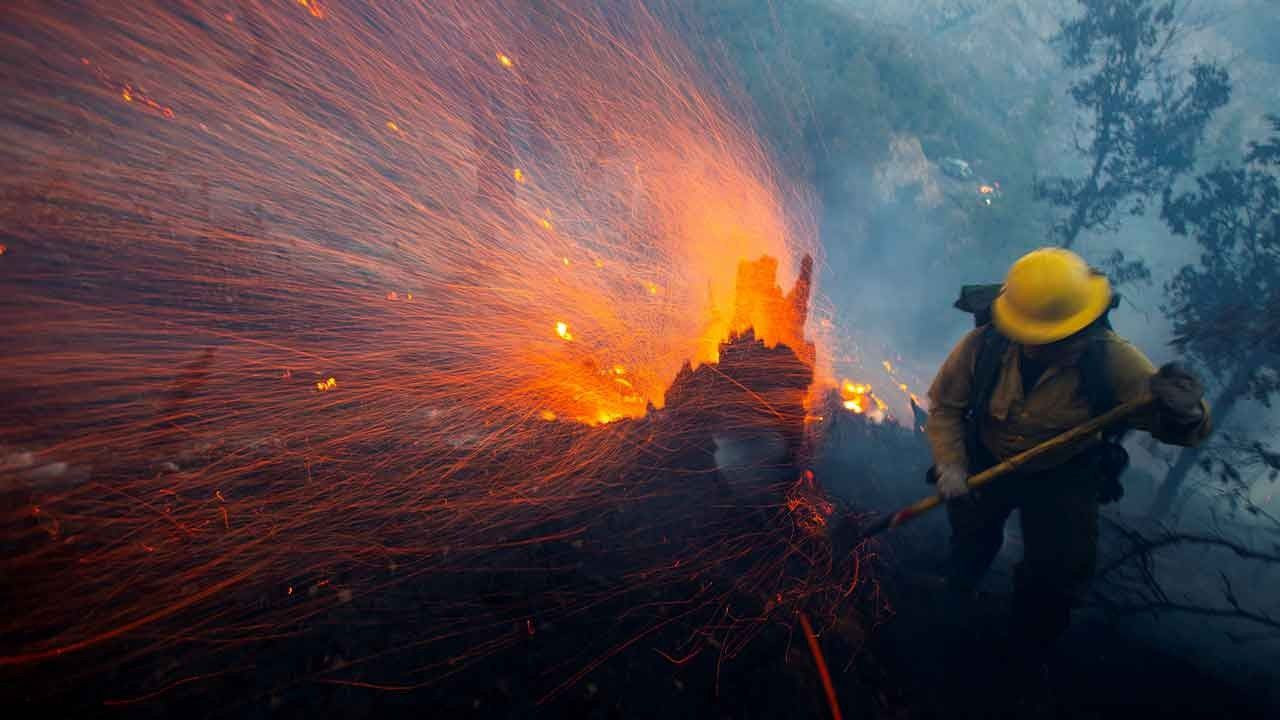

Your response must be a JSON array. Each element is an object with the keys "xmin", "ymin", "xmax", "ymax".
[{"xmin": 991, "ymin": 273, "xmax": 1112, "ymax": 345}]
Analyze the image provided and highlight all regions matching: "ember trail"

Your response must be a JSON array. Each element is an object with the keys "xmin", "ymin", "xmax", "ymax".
[{"xmin": 0, "ymin": 0, "xmax": 870, "ymax": 713}]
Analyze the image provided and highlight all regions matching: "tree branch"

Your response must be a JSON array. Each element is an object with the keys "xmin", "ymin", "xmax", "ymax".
[
  {"xmin": 1101, "ymin": 598, "xmax": 1280, "ymax": 634},
  {"xmin": 1091, "ymin": 514, "xmax": 1280, "ymax": 637}
]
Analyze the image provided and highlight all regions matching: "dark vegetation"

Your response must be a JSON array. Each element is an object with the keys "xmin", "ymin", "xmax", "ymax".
[
  {"xmin": 1034, "ymin": 0, "xmax": 1230, "ymax": 257},
  {"xmin": 11, "ymin": 357, "xmax": 1273, "ymax": 719},
  {"xmin": 1153, "ymin": 113, "xmax": 1280, "ymax": 517}
]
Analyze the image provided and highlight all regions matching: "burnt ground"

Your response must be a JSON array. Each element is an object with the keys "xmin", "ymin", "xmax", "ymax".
[
  {"xmin": 6, "ymin": 411, "xmax": 1276, "ymax": 719},
  {"xmin": 817, "ymin": 414, "xmax": 1277, "ymax": 720},
  {"xmin": 3, "ymin": 317, "xmax": 1275, "ymax": 720}
]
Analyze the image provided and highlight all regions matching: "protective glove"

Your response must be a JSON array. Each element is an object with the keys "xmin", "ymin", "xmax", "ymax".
[
  {"xmin": 936, "ymin": 463, "xmax": 971, "ymax": 499},
  {"xmin": 1149, "ymin": 363, "xmax": 1205, "ymax": 426}
]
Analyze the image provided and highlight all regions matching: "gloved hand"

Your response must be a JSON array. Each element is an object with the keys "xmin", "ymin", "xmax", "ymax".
[
  {"xmin": 1150, "ymin": 363, "xmax": 1205, "ymax": 426},
  {"xmin": 936, "ymin": 463, "xmax": 971, "ymax": 499}
]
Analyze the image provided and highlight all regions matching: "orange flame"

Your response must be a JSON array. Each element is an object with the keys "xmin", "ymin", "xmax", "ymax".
[{"xmin": 840, "ymin": 380, "xmax": 871, "ymax": 414}]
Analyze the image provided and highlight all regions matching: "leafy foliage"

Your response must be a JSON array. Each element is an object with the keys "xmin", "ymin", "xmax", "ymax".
[
  {"xmin": 1148, "ymin": 115, "xmax": 1280, "ymax": 518},
  {"xmin": 1162, "ymin": 114, "xmax": 1280, "ymax": 393},
  {"xmin": 1036, "ymin": 0, "xmax": 1231, "ymax": 251}
]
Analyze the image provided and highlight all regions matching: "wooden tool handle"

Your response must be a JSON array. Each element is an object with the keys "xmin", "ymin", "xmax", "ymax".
[{"xmin": 857, "ymin": 396, "xmax": 1152, "ymax": 540}]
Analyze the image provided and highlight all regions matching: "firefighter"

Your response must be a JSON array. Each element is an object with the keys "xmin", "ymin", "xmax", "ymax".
[{"xmin": 925, "ymin": 247, "xmax": 1210, "ymax": 659}]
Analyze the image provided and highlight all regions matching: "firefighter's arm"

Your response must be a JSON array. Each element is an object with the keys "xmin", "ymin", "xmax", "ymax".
[
  {"xmin": 1104, "ymin": 338, "xmax": 1212, "ymax": 447},
  {"xmin": 926, "ymin": 328, "xmax": 983, "ymax": 469}
]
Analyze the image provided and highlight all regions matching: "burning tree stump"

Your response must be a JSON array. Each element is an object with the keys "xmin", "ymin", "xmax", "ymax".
[{"xmin": 648, "ymin": 254, "xmax": 815, "ymax": 475}]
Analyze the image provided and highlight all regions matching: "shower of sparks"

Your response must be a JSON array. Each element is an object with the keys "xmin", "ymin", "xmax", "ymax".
[{"xmin": 0, "ymin": 0, "xmax": 868, "ymax": 705}]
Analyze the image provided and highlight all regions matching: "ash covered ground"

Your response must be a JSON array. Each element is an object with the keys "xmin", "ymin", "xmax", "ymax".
[{"xmin": 4, "ymin": 261, "xmax": 1271, "ymax": 718}]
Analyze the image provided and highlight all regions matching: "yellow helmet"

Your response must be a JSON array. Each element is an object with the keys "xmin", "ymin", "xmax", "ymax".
[{"xmin": 991, "ymin": 247, "xmax": 1112, "ymax": 345}]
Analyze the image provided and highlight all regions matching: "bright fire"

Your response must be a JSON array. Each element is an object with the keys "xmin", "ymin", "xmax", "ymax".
[
  {"xmin": 0, "ymin": 0, "xmax": 831, "ymax": 684},
  {"xmin": 840, "ymin": 380, "xmax": 871, "ymax": 413},
  {"xmin": 840, "ymin": 379, "xmax": 888, "ymax": 417}
]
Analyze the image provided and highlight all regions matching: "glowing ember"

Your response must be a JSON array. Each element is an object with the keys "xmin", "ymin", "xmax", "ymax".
[
  {"xmin": 0, "ymin": 0, "xmax": 836, "ymax": 698},
  {"xmin": 297, "ymin": 0, "xmax": 325, "ymax": 19},
  {"xmin": 880, "ymin": 358, "xmax": 924, "ymax": 417},
  {"xmin": 977, "ymin": 182, "xmax": 1001, "ymax": 206}
]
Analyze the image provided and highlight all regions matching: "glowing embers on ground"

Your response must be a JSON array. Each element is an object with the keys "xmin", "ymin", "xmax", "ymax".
[
  {"xmin": 839, "ymin": 379, "xmax": 885, "ymax": 417},
  {"xmin": 0, "ymin": 0, "xmax": 852, "ymax": 700},
  {"xmin": 785, "ymin": 469, "xmax": 834, "ymax": 535}
]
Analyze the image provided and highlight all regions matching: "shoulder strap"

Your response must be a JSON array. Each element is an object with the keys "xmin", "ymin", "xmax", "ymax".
[
  {"xmin": 1077, "ymin": 338, "xmax": 1113, "ymax": 416},
  {"xmin": 964, "ymin": 325, "xmax": 1009, "ymax": 470},
  {"xmin": 969, "ymin": 325, "xmax": 1008, "ymax": 416},
  {"xmin": 1077, "ymin": 330, "xmax": 1128, "ymax": 441}
]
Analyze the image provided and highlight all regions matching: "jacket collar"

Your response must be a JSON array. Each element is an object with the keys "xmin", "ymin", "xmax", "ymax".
[{"xmin": 987, "ymin": 327, "xmax": 1103, "ymax": 420}]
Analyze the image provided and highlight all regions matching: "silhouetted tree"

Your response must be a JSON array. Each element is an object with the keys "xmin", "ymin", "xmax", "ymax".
[
  {"xmin": 1036, "ymin": 0, "xmax": 1230, "ymax": 263},
  {"xmin": 1150, "ymin": 114, "xmax": 1280, "ymax": 518}
]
